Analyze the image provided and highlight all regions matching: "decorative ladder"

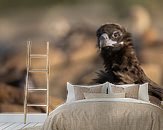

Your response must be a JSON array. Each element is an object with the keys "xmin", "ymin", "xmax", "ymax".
[{"xmin": 24, "ymin": 41, "xmax": 50, "ymax": 124}]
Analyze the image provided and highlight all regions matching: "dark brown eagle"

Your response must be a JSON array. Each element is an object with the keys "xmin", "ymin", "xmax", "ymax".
[{"xmin": 94, "ymin": 23, "xmax": 163, "ymax": 104}]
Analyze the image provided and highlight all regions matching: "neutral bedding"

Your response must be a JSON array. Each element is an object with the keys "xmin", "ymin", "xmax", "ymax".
[{"xmin": 42, "ymin": 98, "xmax": 163, "ymax": 130}]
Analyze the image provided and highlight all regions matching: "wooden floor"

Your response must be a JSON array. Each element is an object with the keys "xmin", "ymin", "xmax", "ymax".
[
  {"xmin": 0, "ymin": 113, "xmax": 47, "ymax": 130},
  {"xmin": 0, "ymin": 122, "xmax": 43, "ymax": 130}
]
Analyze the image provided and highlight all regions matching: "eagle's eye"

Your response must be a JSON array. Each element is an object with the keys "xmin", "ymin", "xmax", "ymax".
[{"xmin": 111, "ymin": 31, "xmax": 122, "ymax": 39}]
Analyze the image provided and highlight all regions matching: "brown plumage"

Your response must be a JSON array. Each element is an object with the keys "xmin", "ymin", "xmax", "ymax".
[{"xmin": 94, "ymin": 23, "xmax": 163, "ymax": 102}]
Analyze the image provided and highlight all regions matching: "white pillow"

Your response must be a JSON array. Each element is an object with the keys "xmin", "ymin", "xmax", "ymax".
[
  {"xmin": 108, "ymin": 82, "xmax": 149, "ymax": 102},
  {"xmin": 66, "ymin": 82, "xmax": 109, "ymax": 103},
  {"xmin": 84, "ymin": 93, "xmax": 125, "ymax": 99},
  {"xmin": 138, "ymin": 83, "xmax": 149, "ymax": 102}
]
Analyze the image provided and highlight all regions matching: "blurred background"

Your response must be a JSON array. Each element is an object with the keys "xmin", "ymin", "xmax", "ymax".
[{"xmin": 0, "ymin": 0, "xmax": 163, "ymax": 113}]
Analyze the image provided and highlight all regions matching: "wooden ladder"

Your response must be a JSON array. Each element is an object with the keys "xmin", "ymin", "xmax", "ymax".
[{"xmin": 24, "ymin": 41, "xmax": 50, "ymax": 124}]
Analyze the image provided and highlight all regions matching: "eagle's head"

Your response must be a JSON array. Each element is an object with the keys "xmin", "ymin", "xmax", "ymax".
[{"xmin": 96, "ymin": 23, "xmax": 131, "ymax": 50}]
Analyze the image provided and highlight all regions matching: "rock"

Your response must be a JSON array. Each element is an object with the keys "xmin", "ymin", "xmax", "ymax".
[
  {"xmin": 0, "ymin": 83, "xmax": 22, "ymax": 103},
  {"xmin": 0, "ymin": 83, "xmax": 64, "ymax": 112},
  {"xmin": 0, "ymin": 103, "xmax": 37, "ymax": 112},
  {"xmin": 70, "ymin": 39, "xmax": 97, "ymax": 62},
  {"xmin": 141, "ymin": 64, "xmax": 162, "ymax": 86}
]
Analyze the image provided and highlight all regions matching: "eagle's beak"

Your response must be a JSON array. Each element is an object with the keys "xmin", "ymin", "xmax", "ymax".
[
  {"xmin": 99, "ymin": 33, "xmax": 108, "ymax": 48},
  {"xmin": 99, "ymin": 33, "xmax": 117, "ymax": 48}
]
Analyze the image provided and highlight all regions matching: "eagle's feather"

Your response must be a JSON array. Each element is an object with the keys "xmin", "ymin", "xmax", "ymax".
[{"xmin": 94, "ymin": 23, "xmax": 163, "ymax": 102}]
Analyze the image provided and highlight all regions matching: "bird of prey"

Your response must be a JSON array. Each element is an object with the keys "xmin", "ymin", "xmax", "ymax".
[{"xmin": 94, "ymin": 23, "xmax": 163, "ymax": 104}]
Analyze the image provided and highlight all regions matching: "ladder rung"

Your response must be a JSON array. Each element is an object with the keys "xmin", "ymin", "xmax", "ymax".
[
  {"xmin": 29, "ymin": 69, "xmax": 48, "ymax": 72},
  {"xmin": 27, "ymin": 104, "xmax": 47, "ymax": 107},
  {"xmin": 28, "ymin": 89, "xmax": 47, "ymax": 91},
  {"xmin": 30, "ymin": 54, "xmax": 47, "ymax": 58}
]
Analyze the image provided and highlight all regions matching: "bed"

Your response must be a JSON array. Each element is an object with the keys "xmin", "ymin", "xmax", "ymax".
[
  {"xmin": 41, "ymin": 82, "xmax": 163, "ymax": 130},
  {"xmin": 42, "ymin": 98, "xmax": 163, "ymax": 130}
]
